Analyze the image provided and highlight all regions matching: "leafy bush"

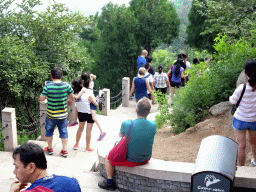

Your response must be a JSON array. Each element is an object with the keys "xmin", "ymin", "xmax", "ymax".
[
  {"xmin": 153, "ymin": 90, "xmax": 171, "ymax": 129},
  {"xmin": 170, "ymin": 35, "xmax": 256, "ymax": 133}
]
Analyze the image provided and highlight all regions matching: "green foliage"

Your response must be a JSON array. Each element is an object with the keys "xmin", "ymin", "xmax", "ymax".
[
  {"xmin": 130, "ymin": 0, "xmax": 180, "ymax": 54},
  {"xmin": 170, "ymin": 35, "xmax": 256, "ymax": 133},
  {"xmin": 0, "ymin": 0, "xmax": 90, "ymax": 130},
  {"xmin": 198, "ymin": 0, "xmax": 256, "ymax": 43},
  {"xmin": 152, "ymin": 49, "xmax": 176, "ymax": 73},
  {"xmin": 186, "ymin": 0, "xmax": 218, "ymax": 53},
  {"xmin": 153, "ymin": 91, "xmax": 171, "ymax": 129}
]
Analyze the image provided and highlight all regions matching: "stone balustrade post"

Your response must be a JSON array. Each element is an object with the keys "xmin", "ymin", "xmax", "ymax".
[
  {"xmin": 122, "ymin": 77, "xmax": 130, "ymax": 107},
  {"xmin": 102, "ymin": 89, "xmax": 110, "ymax": 116},
  {"xmin": 68, "ymin": 100, "xmax": 76, "ymax": 125},
  {"xmin": 39, "ymin": 101, "xmax": 47, "ymax": 141},
  {"xmin": 2, "ymin": 108, "xmax": 18, "ymax": 151}
]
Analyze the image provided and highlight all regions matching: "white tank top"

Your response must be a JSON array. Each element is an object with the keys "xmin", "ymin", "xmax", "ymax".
[{"xmin": 75, "ymin": 89, "xmax": 91, "ymax": 114}]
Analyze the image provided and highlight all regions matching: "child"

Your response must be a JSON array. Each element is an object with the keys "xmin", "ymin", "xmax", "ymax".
[{"xmin": 73, "ymin": 75, "xmax": 106, "ymax": 143}]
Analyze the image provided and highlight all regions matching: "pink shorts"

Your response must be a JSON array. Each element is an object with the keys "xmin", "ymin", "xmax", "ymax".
[{"xmin": 108, "ymin": 156, "xmax": 150, "ymax": 167}]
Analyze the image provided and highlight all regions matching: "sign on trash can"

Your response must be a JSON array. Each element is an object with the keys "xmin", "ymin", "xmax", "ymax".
[{"xmin": 191, "ymin": 135, "xmax": 238, "ymax": 192}]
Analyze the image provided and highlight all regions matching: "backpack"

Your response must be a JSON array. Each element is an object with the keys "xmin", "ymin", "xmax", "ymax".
[{"xmin": 168, "ymin": 65, "xmax": 173, "ymax": 82}]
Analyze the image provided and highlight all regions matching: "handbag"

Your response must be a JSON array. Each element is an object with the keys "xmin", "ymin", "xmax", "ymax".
[
  {"xmin": 108, "ymin": 121, "xmax": 133, "ymax": 162},
  {"xmin": 231, "ymin": 83, "xmax": 246, "ymax": 115}
]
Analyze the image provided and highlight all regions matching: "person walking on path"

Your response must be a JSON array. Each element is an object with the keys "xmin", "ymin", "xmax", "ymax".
[
  {"xmin": 72, "ymin": 77, "xmax": 106, "ymax": 149},
  {"xmin": 142, "ymin": 56, "xmax": 155, "ymax": 76},
  {"xmin": 9, "ymin": 142, "xmax": 81, "ymax": 192},
  {"xmin": 144, "ymin": 63, "xmax": 154, "ymax": 102},
  {"xmin": 73, "ymin": 77, "xmax": 102, "ymax": 151},
  {"xmin": 168, "ymin": 59, "xmax": 187, "ymax": 101},
  {"xmin": 130, "ymin": 67, "xmax": 153, "ymax": 102},
  {"xmin": 153, "ymin": 64, "xmax": 170, "ymax": 94},
  {"xmin": 230, "ymin": 59, "xmax": 256, "ymax": 166},
  {"xmin": 39, "ymin": 67, "xmax": 74, "ymax": 158},
  {"xmin": 98, "ymin": 97, "xmax": 156, "ymax": 190},
  {"xmin": 137, "ymin": 50, "xmax": 148, "ymax": 69}
]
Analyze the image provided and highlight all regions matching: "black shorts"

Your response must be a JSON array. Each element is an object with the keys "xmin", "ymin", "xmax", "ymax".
[
  {"xmin": 78, "ymin": 112, "xmax": 94, "ymax": 123},
  {"xmin": 155, "ymin": 87, "xmax": 167, "ymax": 94},
  {"xmin": 170, "ymin": 81, "xmax": 181, "ymax": 88}
]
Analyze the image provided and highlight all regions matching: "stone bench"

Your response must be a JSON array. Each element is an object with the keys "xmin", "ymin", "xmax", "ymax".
[{"xmin": 97, "ymin": 138, "xmax": 256, "ymax": 192}]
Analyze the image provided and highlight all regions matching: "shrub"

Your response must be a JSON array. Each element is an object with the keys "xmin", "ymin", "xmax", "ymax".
[{"xmin": 170, "ymin": 35, "xmax": 256, "ymax": 133}]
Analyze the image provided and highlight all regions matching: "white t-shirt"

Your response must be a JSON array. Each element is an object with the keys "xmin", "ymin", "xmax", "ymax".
[
  {"xmin": 145, "ymin": 72, "xmax": 153, "ymax": 94},
  {"xmin": 229, "ymin": 83, "xmax": 256, "ymax": 122},
  {"xmin": 75, "ymin": 88, "xmax": 92, "ymax": 114},
  {"xmin": 186, "ymin": 61, "xmax": 191, "ymax": 68}
]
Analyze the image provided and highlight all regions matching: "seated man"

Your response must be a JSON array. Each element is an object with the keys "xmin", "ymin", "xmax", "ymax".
[
  {"xmin": 98, "ymin": 97, "xmax": 156, "ymax": 190},
  {"xmin": 9, "ymin": 142, "xmax": 81, "ymax": 192}
]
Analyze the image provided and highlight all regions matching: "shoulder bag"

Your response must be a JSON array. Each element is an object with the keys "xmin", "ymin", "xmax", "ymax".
[
  {"xmin": 108, "ymin": 121, "xmax": 133, "ymax": 162},
  {"xmin": 231, "ymin": 83, "xmax": 246, "ymax": 115}
]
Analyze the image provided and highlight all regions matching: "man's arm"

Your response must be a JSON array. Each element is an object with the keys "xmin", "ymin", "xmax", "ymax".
[
  {"xmin": 67, "ymin": 94, "xmax": 74, "ymax": 106},
  {"xmin": 39, "ymin": 95, "xmax": 46, "ymax": 102}
]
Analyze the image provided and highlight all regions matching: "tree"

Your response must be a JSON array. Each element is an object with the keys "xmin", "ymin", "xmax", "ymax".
[
  {"xmin": 185, "ymin": 0, "xmax": 218, "ymax": 53},
  {"xmin": 198, "ymin": 0, "xmax": 256, "ymax": 43},
  {"xmin": 90, "ymin": 3, "xmax": 139, "ymax": 94},
  {"xmin": 0, "ymin": 0, "xmax": 89, "ymax": 125},
  {"xmin": 129, "ymin": 0, "xmax": 180, "ymax": 54}
]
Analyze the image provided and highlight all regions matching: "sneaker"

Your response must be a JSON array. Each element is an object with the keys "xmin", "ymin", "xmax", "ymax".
[
  {"xmin": 60, "ymin": 150, "xmax": 68, "ymax": 158},
  {"xmin": 85, "ymin": 148, "xmax": 94, "ymax": 152},
  {"xmin": 98, "ymin": 180, "xmax": 117, "ymax": 191},
  {"xmin": 44, "ymin": 147, "xmax": 53, "ymax": 155},
  {"xmin": 73, "ymin": 144, "xmax": 79, "ymax": 150},
  {"xmin": 68, "ymin": 122, "xmax": 78, "ymax": 127},
  {"xmin": 97, "ymin": 132, "xmax": 106, "ymax": 141},
  {"xmin": 251, "ymin": 159, "xmax": 256, "ymax": 167}
]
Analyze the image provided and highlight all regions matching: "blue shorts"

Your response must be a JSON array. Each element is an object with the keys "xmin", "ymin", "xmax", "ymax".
[
  {"xmin": 232, "ymin": 117, "xmax": 256, "ymax": 131},
  {"xmin": 45, "ymin": 116, "xmax": 68, "ymax": 138},
  {"xmin": 90, "ymin": 103, "xmax": 97, "ymax": 110}
]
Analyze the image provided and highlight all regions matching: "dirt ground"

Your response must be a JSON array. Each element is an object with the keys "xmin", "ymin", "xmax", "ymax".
[{"xmin": 152, "ymin": 110, "xmax": 253, "ymax": 166}]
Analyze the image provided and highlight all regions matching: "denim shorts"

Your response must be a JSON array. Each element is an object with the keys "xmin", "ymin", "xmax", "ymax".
[
  {"xmin": 90, "ymin": 103, "xmax": 97, "ymax": 110},
  {"xmin": 45, "ymin": 116, "xmax": 68, "ymax": 138},
  {"xmin": 232, "ymin": 117, "xmax": 256, "ymax": 131}
]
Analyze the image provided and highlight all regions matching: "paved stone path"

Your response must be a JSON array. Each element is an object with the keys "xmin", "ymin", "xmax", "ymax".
[{"xmin": 0, "ymin": 98, "xmax": 159, "ymax": 192}]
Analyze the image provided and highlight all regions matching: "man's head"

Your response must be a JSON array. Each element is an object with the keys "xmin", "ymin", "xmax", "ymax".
[
  {"xmin": 141, "ymin": 50, "xmax": 148, "ymax": 57},
  {"xmin": 146, "ymin": 56, "xmax": 153, "ymax": 64},
  {"xmin": 144, "ymin": 63, "xmax": 150, "ymax": 71},
  {"xmin": 136, "ymin": 97, "xmax": 151, "ymax": 117},
  {"xmin": 51, "ymin": 67, "xmax": 63, "ymax": 79},
  {"xmin": 138, "ymin": 67, "xmax": 146, "ymax": 76},
  {"xmin": 13, "ymin": 142, "xmax": 47, "ymax": 184}
]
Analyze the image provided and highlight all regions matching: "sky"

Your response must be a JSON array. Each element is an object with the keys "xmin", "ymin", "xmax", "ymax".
[{"xmin": 10, "ymin": 0, "xmax": 131, "ymax": 16}]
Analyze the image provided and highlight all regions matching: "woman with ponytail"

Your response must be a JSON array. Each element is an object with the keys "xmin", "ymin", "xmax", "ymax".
[
  {"xmin": 153, "ymin": 64, "xmax": 169, "ymax": 94},
  {"xmin": 168, "ymin": 55, "xmax": 187, "ymax": 101},
  {"xmin": 230, "ymin": 59, "xmax": 256, "ymax": 166}
]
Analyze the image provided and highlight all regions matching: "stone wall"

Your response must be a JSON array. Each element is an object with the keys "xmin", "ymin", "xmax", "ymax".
[{"xmin": 99, "ymin": 163, "xmax": 190, "ymax": 192}]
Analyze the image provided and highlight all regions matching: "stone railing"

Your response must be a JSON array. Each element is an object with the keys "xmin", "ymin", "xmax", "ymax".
[{"xmin": 0, "ymin": 77, "xmax": 130, "ymax": 151}]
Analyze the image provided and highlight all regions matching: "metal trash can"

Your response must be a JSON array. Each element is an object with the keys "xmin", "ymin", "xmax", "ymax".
[{"xmin": 191, "ymin": 135, "xmax": 238, "ymax": 192}]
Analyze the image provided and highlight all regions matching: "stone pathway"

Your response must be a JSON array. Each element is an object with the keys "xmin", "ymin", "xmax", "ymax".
[{"xmin": 0, "ymin": 98, "xmax": 159, "ymax": 192}]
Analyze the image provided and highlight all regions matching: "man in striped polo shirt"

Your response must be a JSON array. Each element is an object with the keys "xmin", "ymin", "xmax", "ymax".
[{"xmin": 39, "ymin": 67, "xmax": 74, "ymax": 157}]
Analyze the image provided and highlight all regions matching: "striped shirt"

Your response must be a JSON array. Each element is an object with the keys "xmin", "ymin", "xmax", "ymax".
[{"xmin": 41, "ymin": 82, "xmax": 73, "ymax": 119}]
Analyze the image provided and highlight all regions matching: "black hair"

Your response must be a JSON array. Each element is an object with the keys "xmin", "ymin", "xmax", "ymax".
[
  {"xmin": 177, "ymin": 54, "xmax": 183, "ymax": 61},
  {"xmin": 244, "ymin": 59, "xmax": 256, "ymax": 91},
  {"xmin": 13, "ymin": 142, "xmax": 47, "ymax": 169},
  {"xmin": 182, "ymin": 53, "xmax": 187, "ymax": 59},
  {"xmin": 146, "ymin": 56, "xmax": 153, "ymax": 63},
  {"xmin": 51, "ymin": 67, "xmax": 63, "ymax": 79},
  {"xmin": 158, "ymin": 64, "xmax": 164, "ymax": 74},
  {"xmin": 145, "ymin": 63, "xmax": 150, "ymax": 70},
  {"xmin": 72, "ymin": 78, "xmax": 82, "ymax": 94},
  {"xmin": 81, "ymin": 72, "xmax": 90, "ymax": 81},
  {"xmin": 174, "ymin": 60, "xmax": 182, "ymax": 77},
  {"xmin": 193, "ymin": 58, "xmax": 199, "ymax": 65},
  {"xmin": 83, "ymin": 78, "xmax": 91, "ymax": 88},
  {"xmin": 199, "ymin": 58, "xmax": 204, "ymax": 62}
]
